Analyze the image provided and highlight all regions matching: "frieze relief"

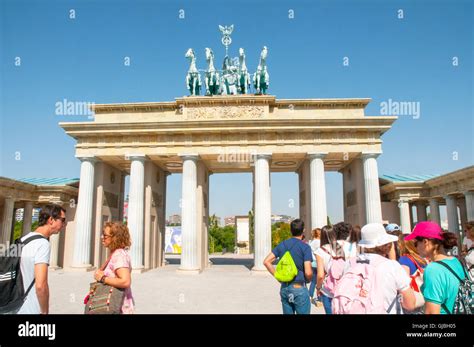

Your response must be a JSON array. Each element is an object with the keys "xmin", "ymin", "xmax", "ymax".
[{"xmin": 185, "ymin": 105, "xmax": 266, "ymax": 120}]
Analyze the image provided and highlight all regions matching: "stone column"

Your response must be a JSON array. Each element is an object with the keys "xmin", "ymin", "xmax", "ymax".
[
  {"xmin": 445, "ymin": 195, "xmax": 460, "ymax": 233},
  {"xmin": 415, "ymin": 201, "xmax": 427, "ymax": 223},
  {"xmin": 179, "ymin": 154, "xmax": 199, "ymax": 271},
  {"xmin": 127, "ymin": 154, "xmax": 146, "ymax": 271},
  {"xmin": 161, "ymin": 172, "xmax": 170, "ymax": 267},
  {"xmin": 308, "ymin": 153, "xmax": 328, "ymax": 229},
  {"xmin": 362, "ymin": 153, "xmax": 383, "ymax": 223},
  {"xmin": 72, "ymin": 156, "xmax": 96, "ymax": 269},
  {"xmin": 22, "ymin": 201, "xmax": 34, "ymax": 236},
  {"xmin": 428, "ymin": 198, "xmax": 441, "ymax": 226},
  {"xmin": 1, "ymin": 197, "xmax": 15, "ymax": 244},
  {"xmin": 464, "ymin": 191, "xmax": 474, "ymax": 221},
  {"xmin": 458, "ymin": 198, "xmax": 468, "ymax": 230},
  {"xmin": 253, "ymin": 154, "xmax": 272, "ymax": 271},
  {"xmin": 49, "ymin": 233, "xmax": 61, "ymax": 269},
  {"xmin": 398, "ymin": 198, "xmax": 411, "ymax": 235},
  {"xmin": 409, "ymin": 203, "xmax": 415, "ymax": 229}
]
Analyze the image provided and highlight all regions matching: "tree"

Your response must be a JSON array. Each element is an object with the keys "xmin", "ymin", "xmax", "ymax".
[
  {"xmin": 327, "ymin": 216, "xmax": 332, "ymax": 227},
  {"xmin": 13, "ymin": 221, "xmax": 39, "ymax": 242},
  {"xmin": 208, "ymin": 216, "xmax": 236, "ymax": 254},
  {"xmin": 271, "ymin": 222, "xmax": 292, "ymax": 248},
  {"xmin": 248, "ymin": 209, "xmax": 254, "ymax": 253}
]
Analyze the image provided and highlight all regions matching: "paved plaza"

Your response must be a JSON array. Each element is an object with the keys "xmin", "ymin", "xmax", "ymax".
[{"xmin": 49, "ymin": 254, "xmax": 325, "ymax": 314}]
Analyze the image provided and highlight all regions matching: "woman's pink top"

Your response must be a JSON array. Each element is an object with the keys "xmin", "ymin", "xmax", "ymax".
[{"xmin": 103, "ymin": 248, "xmax": 135, "ymax": 314}]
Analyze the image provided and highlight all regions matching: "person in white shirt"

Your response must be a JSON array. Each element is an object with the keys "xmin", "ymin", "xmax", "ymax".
[
  {"xmin": 308, "ymin": 228, "xmax": 321, "ymax": 304},
  {"xmin": 17, "ymin": 204, "xmax": 66, "ymax": 314},
  {"xmin": 357, "ymin": 223, "xmax": 416, "ymax": 314},
  {"xmin": 461, "ymin": 221, "xmax": 474, "ymax": 255}
]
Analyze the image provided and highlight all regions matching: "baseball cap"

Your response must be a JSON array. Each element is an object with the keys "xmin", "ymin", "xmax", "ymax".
[{"xmin": 404, "ymin": 221, "xmax": 443, "ymax": 241}]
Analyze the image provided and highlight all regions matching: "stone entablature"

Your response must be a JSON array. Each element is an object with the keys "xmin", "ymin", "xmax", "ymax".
[
  {"xmin": 380, "ymin": 166, "xmax": 474, "ymax": 203},
  {"xmin": 60, "ymin": 96, "xmax": 396, "ymax": 174},
  {"xmin": 0, "ymin": 177, "xmax": 78, "ymax": 206}
]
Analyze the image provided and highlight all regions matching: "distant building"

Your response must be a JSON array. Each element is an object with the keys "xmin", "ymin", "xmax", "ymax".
[
  {"xmin": 224, "ymin": 216, "xmax": 235, "ymax": 226},
  {"xmin": 32, "ymin": 209, "xmax": 39, "ymax": 222},
  {"xmin": 271, "ymin": 214, "xmax": 293, "ymax": 224},
  {"xmin": 235, "ymin": 216, "xmax": 250, "ymax": 254},
  {"xmin": 168, "ymin": 214, "xmax": 181, "ymax": 225},
  {"xmin": 15, "ymin": 207, "xmax": 39, "ymax": 223},
  {"xmin": 15, "ymin": 208, "xmax": 24, "ymax": 222}
]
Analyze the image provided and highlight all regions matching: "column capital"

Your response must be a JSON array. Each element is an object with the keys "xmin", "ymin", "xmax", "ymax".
[
  {"xmin": 255, "ymin": 153, "xmax": 272, "ymax": 160},
  {"xmin": 464, "ymin": 190, "xmax": 474, "ymax": 196},
  {"xmin": 444, "ymin": 194, "xmax": 456, "ymax": 201},
  {"xmin": 125, "ymin": 154, "xmax": 147, "ymax": 162},
  {"xmin": 178, "ymin": 153, "xmax": 200, "ymax": 161},
  {"xmin": 361, "ymin": 152, "xmax": 381, "ymax": 159},
  {"xmin": 307, "ymin": 152, "xmax": 328, "ymax": 160},
  {"xmin": 75, "ymin": 155, "xmax": 97, "ymax": 163}
]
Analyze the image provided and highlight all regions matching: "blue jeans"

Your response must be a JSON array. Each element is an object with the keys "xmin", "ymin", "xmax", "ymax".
[
  {"xmin": 308, "ymin": 267, "xmax": 317, "ymax": 298},
  {"xmin": 321, "ymin": 294, "xmax": 333, "ymax": 314},
  {"xmin": 280, "ymin": 283, "xmax": 311, "ymax": 315}
]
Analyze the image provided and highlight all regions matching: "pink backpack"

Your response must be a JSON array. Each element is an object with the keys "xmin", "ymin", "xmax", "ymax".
[
  {"xmin": 321, "ymin": 247, "xmax": 347, "ymax": 297},
  {"xmin": 331, "ymin": 256, "xmax": 387, "ymax": 314}
]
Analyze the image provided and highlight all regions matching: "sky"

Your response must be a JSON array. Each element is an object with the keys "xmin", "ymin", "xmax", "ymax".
[{"xmin": 1, "ymin": 0, "xmax": 473, "ymax": 223}]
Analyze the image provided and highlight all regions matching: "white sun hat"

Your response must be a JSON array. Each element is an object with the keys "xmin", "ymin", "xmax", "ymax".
[{"xmin": 358, "ymin": 223, "xmax": 399, "ymax": 248}]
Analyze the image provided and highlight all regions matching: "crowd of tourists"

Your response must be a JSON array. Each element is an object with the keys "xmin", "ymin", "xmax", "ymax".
[{"xmin": 264, "ymin": 219, "xmax": 474, "ymax": 315}]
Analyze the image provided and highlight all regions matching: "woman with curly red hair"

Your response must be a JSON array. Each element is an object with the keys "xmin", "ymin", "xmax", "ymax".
[{"xmin": 93, "ymin": 222, "xmax": 135, "ymax": 314}]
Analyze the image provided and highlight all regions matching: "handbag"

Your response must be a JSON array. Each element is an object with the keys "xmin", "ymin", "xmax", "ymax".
[{"xmin": 84, "ymin": 252, "xmax": 125, "ymax": 314}]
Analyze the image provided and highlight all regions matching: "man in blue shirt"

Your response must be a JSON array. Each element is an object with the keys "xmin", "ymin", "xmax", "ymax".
[{"xmin": 263, "ymin": 219, "xmax": 313, "ymax": 314}]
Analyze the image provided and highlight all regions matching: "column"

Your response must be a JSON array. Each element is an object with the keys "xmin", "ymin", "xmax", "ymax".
[
  {"xmin": 253, "ymin": 153, "xmax": 272, "ymax": 271},
  {"xmin": 308, "ymin": 153, "xmax": 327, "ymax": 229},
  {"xmin": 362, "ymin": 153, "xmax": 383, "ymax": 223},
  {"xmin": 179, "ymin": 154, "xmax": 199, "ymax": 271},
  {"xmin": 1, "ymin": 197, "xmax": 15, "ymax": 244},
  {"xmin": 49, "ymin": 233, "xmax": 61, "ymax": 269},
  {"xmin": 409, "ymin": 203, "xmax": 415, "ymax": 229},
  {"xmin": 398, "ymin": 198, "xmax": 411, "ymax": 235},
  {"xmin": 22, "ymin": 201, "xmax": 34, "ymax": 236},
  {"xmin": 161, "ymin": 172, "xmax": 170, "ymax": 267},
  {"xmin": 464, "ymin": 191, "xmax": 474, "ymax": 221},
  {"xmin": 428, "ymin": 198, "xmax": 441, "ymax": 226},
  {"xmin": 415, "ymin": 201, "xmax": 427, "ymax": 222},
  {"xmin": 458, "ymin": 198, "xmax": 467, "ymax": 229},
  {"xmin": 72, "ymin": 156, "xmax": 96, "ymax": 269},
  {"xmin": 127, "ymin": 154, "xmax": 146, "ymax": 270},
  {"xmin": 445, "ymin": 195, "xmax": 460, "ymax": 233}
]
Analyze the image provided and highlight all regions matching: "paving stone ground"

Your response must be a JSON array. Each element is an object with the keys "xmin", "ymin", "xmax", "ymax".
[{"xmin": 49, "ymin": 254, "xmax": 325, "ymax": 314}]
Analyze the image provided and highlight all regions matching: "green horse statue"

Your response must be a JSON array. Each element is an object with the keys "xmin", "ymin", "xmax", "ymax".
[
  {"xmin": 253, "ymin": 46, "xmax": 269, "ymax": 95},
  {"xmin": 185, "ymin": 48, "xmax": 201, "ymax": 96}
]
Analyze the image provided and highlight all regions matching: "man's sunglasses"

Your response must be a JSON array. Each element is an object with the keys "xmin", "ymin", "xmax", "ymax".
[{"xmin": 55, "ymin": 217, "xmax": 66, "ymax": 224}]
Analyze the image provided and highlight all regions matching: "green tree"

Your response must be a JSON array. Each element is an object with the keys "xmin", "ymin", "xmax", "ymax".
[
  {"xmin": 327, "ymin": 216, "xmax": 332, "ymax": 227},
  {"xmin": 208, "ymin": 216, "xmax": 236, "ymax": 254},
  {"xmin": 13, "ymin": 221, "xmax": 39, "ymax": 242},
  {"xmin": 248, "ymin": 209, "xmax": 254, "ymax": 253},
  {"xmin": 271, "ymin": 222, "xmax": 292, "ymax": 248}
]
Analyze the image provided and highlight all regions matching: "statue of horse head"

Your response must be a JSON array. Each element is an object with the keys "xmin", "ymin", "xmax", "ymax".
[
  {"xmin": 185, "ymin": 48, "xmax": 198, "ymax": 73},
  {"xmin": 239, "ymin": 48, "xmax": 247, "ymax": 71}
]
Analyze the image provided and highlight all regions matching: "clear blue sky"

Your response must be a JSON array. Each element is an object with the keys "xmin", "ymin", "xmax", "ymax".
[{"xmin": 1, "ymin": 0, "xmax": 473, "ymax": 223}]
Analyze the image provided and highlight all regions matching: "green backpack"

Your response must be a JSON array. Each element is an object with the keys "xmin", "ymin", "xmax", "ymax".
[{"xmin": 274, "ymin": 240, "xmax": 299, "ymax": 282}]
